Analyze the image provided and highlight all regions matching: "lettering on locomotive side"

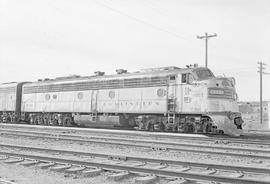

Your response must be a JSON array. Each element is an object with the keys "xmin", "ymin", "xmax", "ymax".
[{"xmin": 101, "ymin": 101, "xmax": 161, "ymax": 107}]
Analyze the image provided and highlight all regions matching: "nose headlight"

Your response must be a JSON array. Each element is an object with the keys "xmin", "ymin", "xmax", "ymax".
[
  {"xmin": 222, "ymin": 80, "xmax": 230, "ymax": 87},
  {"xmin": 229, "ymin": 77, "xmax": 236, "ymax": 87}
]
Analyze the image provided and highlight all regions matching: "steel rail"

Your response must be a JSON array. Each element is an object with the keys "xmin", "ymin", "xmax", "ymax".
[
  {"xmin": 0, "ymin": 148, "xmax": 269, "ymax": 183},
  {"xmin": 2, "ymin": 129, "xmax": 270, "ymax": 153},
  {"xmin": 174, "ymin": 135, "xmax": 270, "ymax": 146},
  {"xmin": 0, "ymin": 179, "xmax": 16, "ymax": 184},
  {"xmin": 246, "ymin": 129, "xmax": 270, "ymax": 133},
  {"xmin": 1, "ymin": 130, "xmax": 270, "ymax": 160},
  {"xmin": 1, "ymin": 123, "xmax": 270, "ymax": 146},
  {"xmin": 0, "ymin": 143, "xmax": 269, "ymax": 175}
]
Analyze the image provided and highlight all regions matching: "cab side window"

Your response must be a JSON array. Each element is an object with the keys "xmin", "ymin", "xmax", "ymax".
[
  {"xmin": 182, "ymin": 73, "xmax": 194, "ymax": 84},
  {"xmin": 188, "ymin": 74, "xmax": 194, "ymax": 83},
  {"xmin": 181, "ymin": 74, "xmax": 187, "ymax": 83}
]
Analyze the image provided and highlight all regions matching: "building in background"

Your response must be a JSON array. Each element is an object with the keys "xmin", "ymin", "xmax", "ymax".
[{"xmin": 238, "ymin": 101, "xmax": 270, "ymax": 130}]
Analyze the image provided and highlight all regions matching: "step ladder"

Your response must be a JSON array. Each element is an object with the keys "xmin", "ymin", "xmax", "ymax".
[
  {"xmin": 167, "ymin": 98, "xmax": 176, "ymax": 124},
  {"xmin": 91, "ymin": 113, "xmax": 98, "ymax": 122}
]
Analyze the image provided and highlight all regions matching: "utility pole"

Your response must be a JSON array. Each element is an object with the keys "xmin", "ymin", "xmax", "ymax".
[
  {"xmin": 197, "ymin": 33, "xmax": 217, "ymax": 68},
  {"xmin": 257, "ymin": 62, "xmax": 270, "ymax": 124}
]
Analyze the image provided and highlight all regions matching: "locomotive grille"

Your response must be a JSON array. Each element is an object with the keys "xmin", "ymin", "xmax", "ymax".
[
  {"xmin": 0, "ymin": 87, "xmax": 16, "ymax": 93},
  {"xmin": 23, "ymin": 76, "xmax": 169, "ymax": 94},
  {"xmin": 208, "ymin": 88, "xmax": 234, "ymax": 99}
]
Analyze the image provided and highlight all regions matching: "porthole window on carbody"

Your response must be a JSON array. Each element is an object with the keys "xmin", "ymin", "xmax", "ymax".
[
  {"xmin": 77, "ymin": 92, "xmax": 83, "ymax": 99},
  {"xmin": 45, "ymin": 94, "xmax": 50, "ymax": 101},
  {"xmin": 109, "ymin": 91, "xmax": 115, "ymax": 99},
  {"xmin": 157, "ymin": 88, "xmax": 166, "ymax": 97}
]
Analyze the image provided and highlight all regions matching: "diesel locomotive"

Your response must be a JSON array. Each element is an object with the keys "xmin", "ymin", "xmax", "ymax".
[{"xmin": 0, "ymin": 65, "xmax": 243, "ymax": 136}]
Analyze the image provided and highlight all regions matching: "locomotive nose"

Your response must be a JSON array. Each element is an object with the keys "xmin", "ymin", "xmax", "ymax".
[{"xmin": 207, "ymin": 78, "xmax": 236, "ymax": 100}]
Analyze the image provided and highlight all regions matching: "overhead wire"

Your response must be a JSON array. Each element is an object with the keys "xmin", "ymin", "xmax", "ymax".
[
  {"xmin": 142, "ymin": 0, "xmax": 196, "ymax": 38},
  {"xmin": 92, "ymin": 0, "xmax": 191, "ymax": 41}
]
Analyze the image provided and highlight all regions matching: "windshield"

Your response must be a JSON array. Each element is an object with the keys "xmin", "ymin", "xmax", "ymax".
[{"xmin": 195, "ymin": 69, "xmax": 214, "ymax": 80}]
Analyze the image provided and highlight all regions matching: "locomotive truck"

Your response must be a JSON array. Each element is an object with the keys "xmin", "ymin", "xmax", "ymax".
[{"xmin": 0, "ymin": 65, "xmax": 243, "ymax": 136}]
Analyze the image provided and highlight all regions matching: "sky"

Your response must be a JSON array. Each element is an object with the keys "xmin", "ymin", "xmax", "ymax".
[{"xmin": 0, "ymin": 0, "xmax": 270, "ymax": 101}]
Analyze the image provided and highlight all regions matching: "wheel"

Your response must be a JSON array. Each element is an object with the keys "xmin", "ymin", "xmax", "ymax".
[
  {"xmin": 138, "ymin": 121, "xmax": 145, "ymax": 130},
  {"xmin": 149, "ymin": 123, "xmax": 154, "ymax": 131},
  {"xmin": 172, "ymin": 124, "xmax": 178, "ymax": 132},
  {"xmin": 218, "ymin": 130, "xmax": 224, "ymax": 134},
  {"xmin": 63, "ymin": 117, "xmax": 72, "ymax": 127},
  {"xmin": 158, "ymin": 122, "xmax": 165, "ymax": 132},
  {"xmin": 128, "ymin": 117, "xmax": 136, "ymax": 127}
]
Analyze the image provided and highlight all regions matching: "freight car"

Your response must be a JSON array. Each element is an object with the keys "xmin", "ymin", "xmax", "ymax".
[{"xmin": 0, "ymin": 65, "xmax": 243, "ymax": 136}]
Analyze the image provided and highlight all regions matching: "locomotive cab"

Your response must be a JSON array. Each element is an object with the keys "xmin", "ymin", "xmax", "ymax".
[{"xmin": 181, "ymin": 67, "xmax": 243, "ymax": 136}]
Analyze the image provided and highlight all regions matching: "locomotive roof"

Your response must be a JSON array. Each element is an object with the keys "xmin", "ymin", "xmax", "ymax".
[
  {"xmin": 0, "ymin": 82, "xmax": 19, "ymax": 88},
  {"xmin": 23, "ymin": 66, "xmax": 207, "ymax": 87}
]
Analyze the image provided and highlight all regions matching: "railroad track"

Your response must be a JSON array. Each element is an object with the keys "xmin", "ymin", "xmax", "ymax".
[
  {"xmin": 0, "ymin": 143, "xmax": 270, "ymax": 184},
  {"xmin": 0, "ymin": 179, "xmax": 16, "ymax": 184},
  {"xmin": 1, "ymin": 123, "xmax": 270, "ymax": 147},
  {"xmin": 1, "ymin": 128, "xmax": 270, "ymax": 161}
]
